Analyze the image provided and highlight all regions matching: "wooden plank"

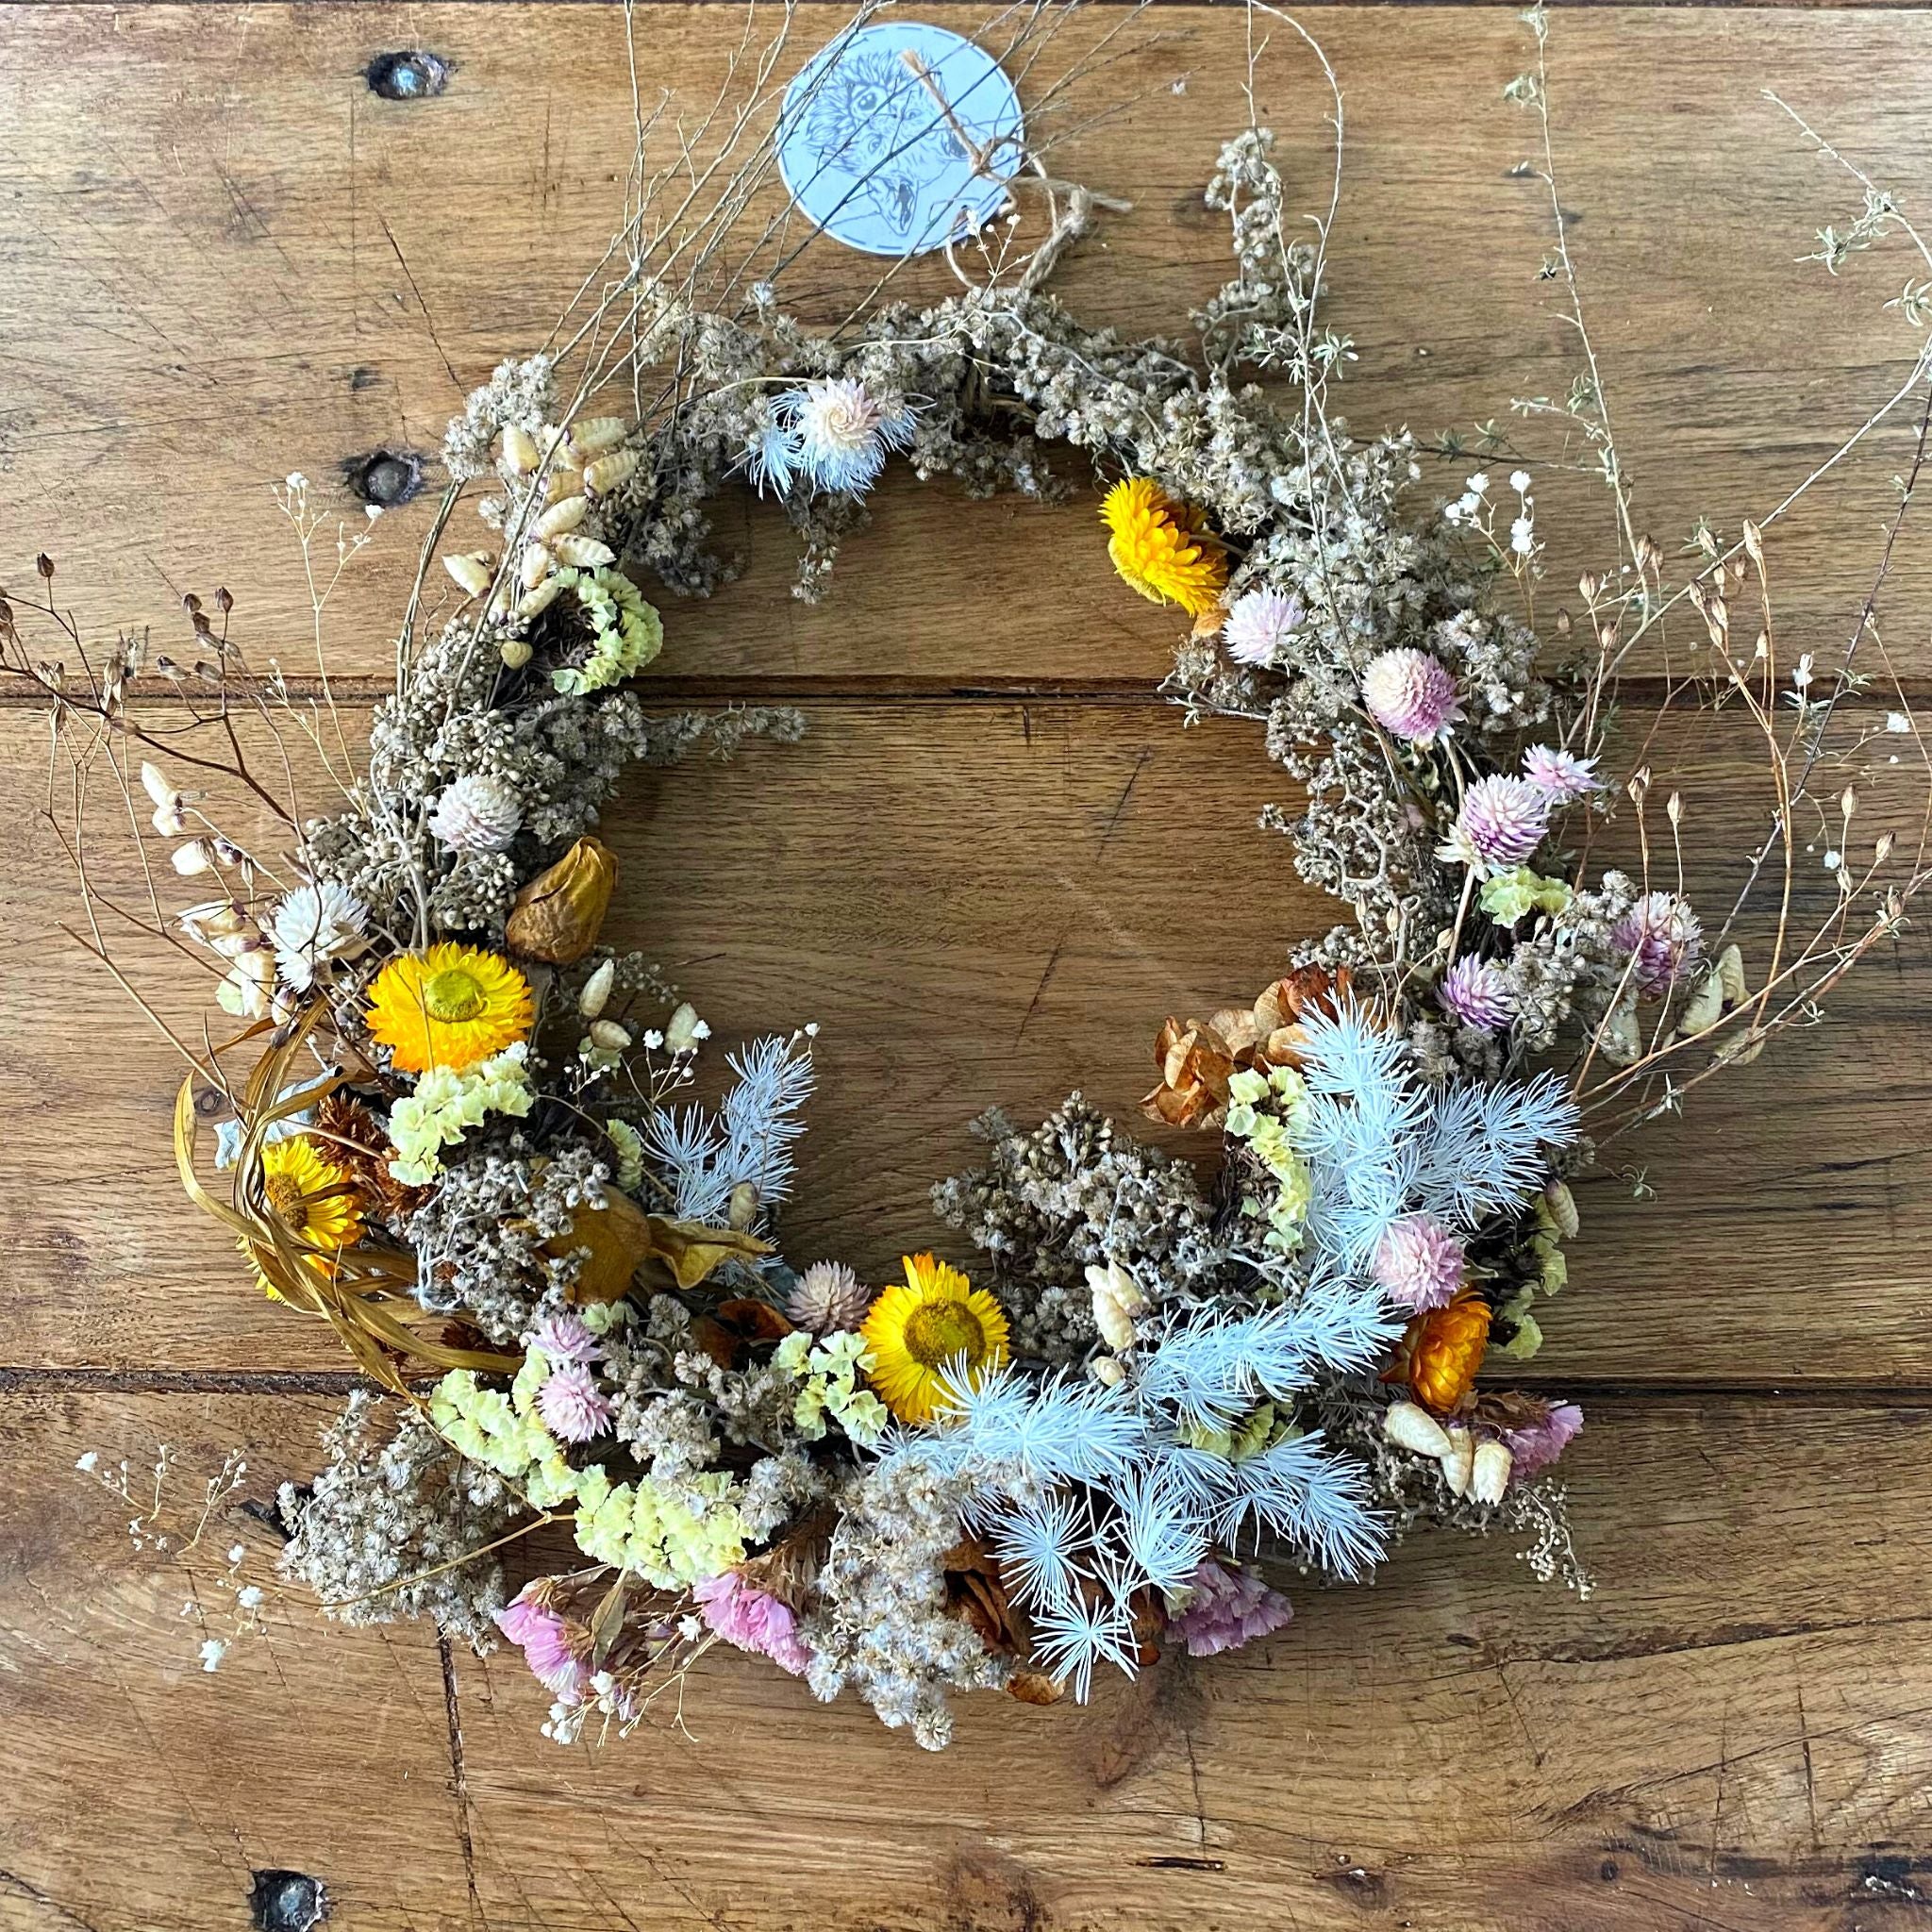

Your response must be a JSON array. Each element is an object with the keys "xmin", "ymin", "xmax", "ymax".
[
  {"xmin": 4, "ymin": 697, "xmax": 1928, "ymax": 1380},
  {"xmin": 2, "ymin": 6, "xmax": 1930, "ymax": 685},
  {"xmin": 4, "ymin": 1387, "xmax": 1930, "ymax": 1929}
]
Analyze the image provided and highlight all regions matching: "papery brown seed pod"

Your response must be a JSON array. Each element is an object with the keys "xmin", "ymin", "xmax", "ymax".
[
  {"xmin": 1007, "ymin": 1669, "xmax": 1065, "ymax": 1707},
  {"xmin": 550, "ymin": 1180, "xmax": 657, "ymax": 1303},
  {"xmin": 507, "ymin": 836, "xmax": 617, "ymax": 963}
]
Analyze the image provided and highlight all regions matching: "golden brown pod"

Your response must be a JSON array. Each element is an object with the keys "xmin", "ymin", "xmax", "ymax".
[{"xmin": 506, "ymin": 836, "xmax": 618, "ymax": 963}]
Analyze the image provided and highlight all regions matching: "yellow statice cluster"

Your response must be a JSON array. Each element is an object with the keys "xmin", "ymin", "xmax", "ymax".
[
  {"xmin": 1224, "ymin": 1064, "xmax": 1314, "ymax": 1255},
  {"xmin": 774, "ymin": 1329, "xmax": 889, "ymax": 1446},
  {"xmin": 1478, "ymin": 865, "xmax": 1574, "ymax": 926},
  {"xmin": 386, "ymin": 1042, "xmax": 536, "ymax": 1184},
  {"xmin": 428, "ymin": 1361, "xmax": 751, "ymax": 1589}
]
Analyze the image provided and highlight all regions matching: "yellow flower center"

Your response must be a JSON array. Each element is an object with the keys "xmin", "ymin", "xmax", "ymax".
[
  {"xmin": 265, "ymin": 1173, "xmax": 308, "ymax": 1224},
  {"xmin": 902, "ymin": 1300, "xmax": 988, "ymax": 1370},
  {"xmin": 422, "ymin": 966, "xmax": 487, "ymax": 1023}
]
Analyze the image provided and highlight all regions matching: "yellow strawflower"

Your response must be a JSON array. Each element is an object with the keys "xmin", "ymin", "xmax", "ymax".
[
  {"xmin": 365, "ymin": 941, "xmax": 533, "ymax": 1074},
  {"xmin": 1100, "ymin": 476, "xmax": 1228, "ymax": 618},
  {"xmin": 859, "ymin": 1253, "xmax": 1011, "ymax": 1424},
  {"xmin": 242, "ymin": 1135, "xmax": 364, "ymax": 1298}
]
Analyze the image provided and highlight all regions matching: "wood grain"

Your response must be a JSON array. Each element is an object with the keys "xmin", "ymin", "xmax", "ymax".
[
  {"xmin": 5, "ymin": 1389, "xmax": 1931, "ymax": 1931},
  {"xmin": 4, "ymin": 697, "xmax": 1927, "ymax": 1382},
  {"xmin": 1, "ymin": 6, "xmax": 1930, "ymax": 686}
]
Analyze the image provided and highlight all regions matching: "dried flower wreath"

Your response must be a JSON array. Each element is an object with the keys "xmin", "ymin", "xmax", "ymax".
[{"xmin": 15, "ymin": 2, "xmax": 1932, "ymax": 1750}]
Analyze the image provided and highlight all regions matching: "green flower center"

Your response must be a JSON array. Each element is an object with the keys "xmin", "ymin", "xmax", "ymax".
[
  {"xmin": 423, "ymin": 966, "xmax": 486, "ymax": 1023},
  {"xmin": 903, "ymin": 1300, "xmax": 987, "ymax": 1370}
]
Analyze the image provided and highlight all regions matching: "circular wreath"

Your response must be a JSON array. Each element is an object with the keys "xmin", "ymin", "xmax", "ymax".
[{"xmin": 81, "ymin": 15, "xmax": 1917, "ymax": 1752}]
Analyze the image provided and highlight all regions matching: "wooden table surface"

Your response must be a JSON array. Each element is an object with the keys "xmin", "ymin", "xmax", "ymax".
[{"xmin": 5, "ymin": 5, "xmax": 1932, "ymax": 1929}]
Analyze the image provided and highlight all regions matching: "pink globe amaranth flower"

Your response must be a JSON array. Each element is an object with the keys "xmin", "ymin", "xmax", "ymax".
[
  {"xmin": 1373, "ymin": 1212, "xmax": 1467, "ymax": 1312},
  {"xmin": 1443, "ymin": 774, "xmax": 1550, "ymax": 872},
  {"xmin": 1360, "ymin": 648, "xmax": 1463, "ymax": 744},
  {"xmin": 692, "ymin": 1571, "xmax": 811, "ymax": 1676},
  {"xmin": 1612, "ymin": 891, "xmax": 1704, "ymax": 995},
  {"xmin": 530, "ymin": 1307, "xmax": 602, "ymax": 1367},
  {"xmin": 497, "ymin": 1583, "xmax": 591, "ymax": 1702},
  {"xmin": 1499, "ymin": 1401, "xmax": 1583, "ymax": 1482},
  {"xmin": 536, "ymin": 1361, "xmax": 614, "ymax": 1443},
  {"xmin": 1173, "ymin": 1559, "xmax": 1293, "ymax": 1658},
  {"xmin": 1222, "ymin": 587, "xmax": 1305, "ymax": 668},
  {"xmin": 1438, "ymin": 955, "xmax": 1514, "ymax": 1035},
  {"xmin": 1522, "ymin": 743, "xmax": 1601, "ymax": 803}
]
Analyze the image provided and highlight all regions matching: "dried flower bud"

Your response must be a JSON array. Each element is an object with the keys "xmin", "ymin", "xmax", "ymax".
[
  {"xmin": 140, "ymin": 761, "xmax": 174, "ymax": 809},
  {"xmin": 1383, "ymin": 1400, "xmax": 1453, "ymax": 1460},
  {"xmin": 517, "ymin": 577, "xmax": 567, "ymax": 622},
  {"xmin": 36, "ymin": 553, "xmax": 54, "ymax": 580},
  {"xmin": 1471, "ymin": 1439, "xmax": 1512, "ymax": 1505},
  {"xmin": 550, "ymin": 534, "xmax": 616, "ymax": 570},
  {"xmin": 1091, "ymin": 1357, "xmax": 1126, "ymax": 1388},
  {"xmin": 1086, "ymin": 1258, "xmax": 1149, "ymax": 1352},
  {"xmin": 500, "ymin": 638, "xmax": 534, "ymax": 670},
  {"xmin": 534, "ymin": 494, "xmax": 587, "ymax": 540},
  {"xmin": 664, "ymin": 1002, "xmax": 705, "ymax": 1055},
  {"xmin": 584, "ymin": 449, "xmax": 641, "ymax": 495},
  {"xmin": 500, "ymin": 425, "xmax": 541, "ymax": 475},
  {"xmin": 444, "ymin": 552, "xmax": 495, "ymax": 597},
  {"xmin": 506, "ymin": 836, "xmax": 617, "ymax": 964},
  {"xmin": 519, "ymin": 541, "xmax": 554, "ymax": 591},
  {"xmin": 1440, "ymin": 1426, "xmax": 1476, "ymax": 1498},
  {"xmin": 1666, "ymin": 791, "xmax": 1682, "ymax": 826},
  {"xmin": 1876, "ymin": 832, "xmax": 1896, "ymax": 865},
  {"xmin": 568, "ymin": 416, "xmax": 629, "ymax": 458},
  {"xmin": 1840, "ymin": 786, "xmax": 1857, "ymax": 820},
  {"xmin": 172, "ymin": 840, "xmax": 213, "ymax": 876},
  {"xmin": 588, "ymin": 1019, "xmax": 630, "ymax": 1053},
  {"xmin": 578, "ymin": 958, "xmax": 616, "ymax": 1020}
]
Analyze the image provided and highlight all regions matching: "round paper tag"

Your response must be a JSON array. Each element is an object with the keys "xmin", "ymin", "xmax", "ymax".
[{"xmin": 776, "ymin": 21, "xmax": 1024, "ymax": 258}]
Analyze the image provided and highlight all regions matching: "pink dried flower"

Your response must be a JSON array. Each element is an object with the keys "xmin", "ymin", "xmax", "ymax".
[
  {"xmin": 1613, "ymin": 891, "xmax": 1704, "ymax": 995},
  {"xmin": 530, "ymin": 1308, "xmax": 602, "ymax": 1367},
  {"xmin": 1440, "ymin": 774, "xmax": 1550, "ymax": 873},
  {"xmin": 1522, "ymin": 744, "xmax": 1600, "ymax": 802},
  {"xmin": 692, "ymin": 1570, "xmax": 811, "ymax": 1675},
  {"xmin": 496, "ymin": 1583, "xmax": 591, "ymax": 1702},
  {"xmin": 1360, "ymin": 648, "xmax": 1462, "ymax": 744},
  {"xmin": 1173, "ymin": 1559, "xmax": 1293, "ymax": 1657},
  {"xmin": 1438, "ymin": 956, "xmax": 1514, "ymax": 1035},
  {"xmin": 784, "ymin": 1259, "xmax": 871, "ymax": 1337},
  {"xmin": 536, "ymin": 1361, "xmax": 614, "ymax": 1443},
  {"xmin": 1221, "ymin": 588, "xmax": 1304, "ymax": 668},
  {"xmin": 1499, "ymin": 1401, "xmax": 1583, "ymax": 1482},
  {"xmin": 1373, "ymin": 1212, "xmax": 1467, "ymax": 1312}
]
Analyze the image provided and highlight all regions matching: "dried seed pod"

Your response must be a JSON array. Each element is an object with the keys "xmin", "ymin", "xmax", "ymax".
[
  {"xmin": 506, "ymin": 836, "xmax": 618, "ymax": 964},
  {"xmin": 583, "ymin": 449, "xmax": 640, "ymax": 495},
  {"xmin": 569, "ymin": 415, "xmax": 629, "ymax": 458},
  {"xmin": 534, "ymin": 494, "xmax": 588, "ymax": 540},
  {"xmin": 500, "ymin": 638, "xmax": 533, "ymax": 670},
  {"xmin": 1440, "ymin": 1426, "xmax": 1476, "ymax": 1498},
  {"xmin": 588, "ymin": 1019, "xmax": 631, "ymax": 1053},
  {"xmin": 578, "ymin": 959, "xmax": 616, "ymax": 1020},
  {"xmin": 500, "ymin": 425, "xmax": 541, "ymax": 475},
  {"xmin": 517, "ymin": 576, "xmax": 567, "ymax": 621},
  {"xmin": 550, "ymin": 534, "xmax": 617, "ymax": 569},
  {"xmin": 1471, "ymin": 1439, "xmax": 1512, "ymax": 1506},
  {"xmin": 519, "ymin": 541, "xmax": 554, "ymax": 591},
  {"xmin": 1383, "ymin": 1400, "xmax": 1453, "ymax": 1460},
  {"xmin": 443, "ymin": 552, "xmax": 495, "ymax": 597},
  {"xmin": 1543, "ymin": 1177, "xmax": 1579, "ymax": 1241}
]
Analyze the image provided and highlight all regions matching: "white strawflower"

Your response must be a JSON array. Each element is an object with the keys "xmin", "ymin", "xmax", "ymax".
[
  {"xmin": 271, "ymin": 882, "xmax": 369, "ymax": 991},
  {"xmin": 427, "ymin": 772, "xmax": 523, "ymax": 853}
]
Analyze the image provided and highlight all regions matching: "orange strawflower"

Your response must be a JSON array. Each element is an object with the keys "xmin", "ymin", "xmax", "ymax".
[{"xmin": 1387, "ymin": 1291, "xmax": 1491, "ymax": 1413}]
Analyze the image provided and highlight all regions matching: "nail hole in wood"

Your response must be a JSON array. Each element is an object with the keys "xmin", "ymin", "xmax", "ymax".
[
  {"xmin": 342, "ymin": 449, "xmax": 427, "ymax": 508},
  {"xmin": 249, "ymin": 1871, "xmax": 329, "ymax": 1932},
  {"xmin": 364, "ymin": 51, "xmax": 452, "ymax": 102}
]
